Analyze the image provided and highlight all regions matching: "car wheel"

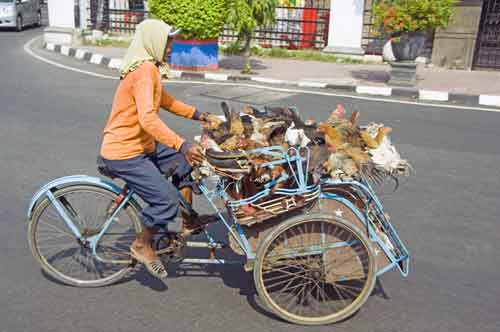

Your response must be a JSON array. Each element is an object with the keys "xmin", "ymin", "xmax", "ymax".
[{"xmin": 16, "ymin": 15, "xmax": 22, "ymax": 32}]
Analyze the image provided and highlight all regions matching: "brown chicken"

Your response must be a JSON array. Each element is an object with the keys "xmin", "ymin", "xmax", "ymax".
[
  {"xmin": 317, "ymin": 123, "xmax": 345, "ymax": 151},
  {"xmin": 361, "ymin": 127, "xmax": 393, "ymax": 149},
  {"xmin": 317, "ymin": 122, "xmax": 371, "ymax": 174},
  {"xmin": 327, "ymin": 104, "xmax": 346, "ymax": 124},
  {"xmin": 229, "ymin": 110, "xmax": 244, "ymax": 136}
]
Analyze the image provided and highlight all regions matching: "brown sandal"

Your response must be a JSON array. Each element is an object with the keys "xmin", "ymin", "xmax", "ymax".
[{"xmin": 130, "ymin": 247, "xmax": 168, "ymax": 279}]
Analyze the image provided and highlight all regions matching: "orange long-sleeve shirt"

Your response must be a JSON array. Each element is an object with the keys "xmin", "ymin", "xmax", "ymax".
[{"xmin": 100, "ymin": 62, "xmax": 196, "ymax": 160}]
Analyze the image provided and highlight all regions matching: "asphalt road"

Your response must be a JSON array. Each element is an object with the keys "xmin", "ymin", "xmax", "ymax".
[{"xmin": 1, "ymin": 28, "xmax": 499, "ymax": 332}]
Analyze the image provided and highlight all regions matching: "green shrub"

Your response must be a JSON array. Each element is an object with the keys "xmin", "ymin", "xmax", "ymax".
[
  {"xmin": 149, "ymin": 0, "xmax": 227, "ymax": 40},
  {"xmin": 372, "ymin": 0, "xmax": 457, "ymax": 35}
]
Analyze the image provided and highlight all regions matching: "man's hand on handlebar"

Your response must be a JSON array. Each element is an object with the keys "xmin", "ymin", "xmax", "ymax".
[
  {"xmin": 200, "ymin": 112, "xmax": 224, "ymax": 130},
  {"xmin": 185, "ymin": 143, "xmax": 205, "ymax": 167}
]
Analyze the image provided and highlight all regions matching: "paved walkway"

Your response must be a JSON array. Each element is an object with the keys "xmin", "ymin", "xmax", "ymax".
[{"xmin": 79, "ymin": 45, "xmax": 500, "ymax": 96}]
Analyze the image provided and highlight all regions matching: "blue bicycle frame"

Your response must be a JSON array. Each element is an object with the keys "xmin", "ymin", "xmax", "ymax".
[{"xmin": 27, "ymin": 147, "xmax": 410, "ymax": 277}]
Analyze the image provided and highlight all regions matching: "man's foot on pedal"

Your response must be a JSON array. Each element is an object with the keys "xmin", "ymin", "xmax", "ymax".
[
  {"xmin": 183, "ymin": 215, "xmax": 218, "ymax": 235},
  {"xmin": 130, "ymin": 242, "xmax": 168, "ymax": 279}
]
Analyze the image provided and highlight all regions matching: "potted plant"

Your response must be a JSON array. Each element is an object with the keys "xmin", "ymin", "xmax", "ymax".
[
  {"xmin": 372, "ymin": 0, "xmax": 456, "ymax": 61},
  {"xmin": 149, "ymin": 0, "xmax": 227, "ymax": 71}
]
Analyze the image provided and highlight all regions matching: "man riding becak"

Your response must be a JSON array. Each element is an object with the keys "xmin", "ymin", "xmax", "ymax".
[{"xmin": 98, "ymin": 19, "xmax": 222, "ymax": 279}]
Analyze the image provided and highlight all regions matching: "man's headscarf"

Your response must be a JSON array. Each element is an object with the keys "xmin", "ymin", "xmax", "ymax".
[{"xmin": 120, "ymin": 19, "xmax": 178, "ymax": 79}]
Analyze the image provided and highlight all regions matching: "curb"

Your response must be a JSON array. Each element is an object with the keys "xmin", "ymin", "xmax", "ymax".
[{"xmin": 43, "ymin": 42, "xmax": 500, "ymax": 109}]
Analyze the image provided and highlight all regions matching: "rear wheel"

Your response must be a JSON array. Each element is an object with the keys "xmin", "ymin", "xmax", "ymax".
[
  {"xmin": 28, "ymin": 185, "xmax": 142, "ymax": 287},
  {"xmin": 254, "ymin": 213, "xmax": 376, "ymax": 325},
  {"xmin": 16, "ymin": 15, "xmax": 22, "ymax": 32}
]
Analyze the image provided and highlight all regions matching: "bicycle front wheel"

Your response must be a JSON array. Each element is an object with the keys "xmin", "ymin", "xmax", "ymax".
[{"xmin": 28, "ymin": 185, "xmax": 142, "ymax": 287}]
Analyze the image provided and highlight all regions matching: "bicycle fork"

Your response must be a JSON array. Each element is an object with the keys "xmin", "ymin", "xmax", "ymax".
[
  {"xmin": 47, "ymin": 184, "xmax": 134, "ymax": 264},
  {"xmin": 87, "ymin": 186, "xmax": 134, "ymax": 263}
]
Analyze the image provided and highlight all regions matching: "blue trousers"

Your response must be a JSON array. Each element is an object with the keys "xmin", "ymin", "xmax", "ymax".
[{"xmin": 102, "ymin": 143, "xmax": 193, "ymax": 229}]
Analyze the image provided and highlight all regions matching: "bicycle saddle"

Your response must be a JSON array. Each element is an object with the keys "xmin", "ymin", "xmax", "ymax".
[{"xmin": 96, "ymin": 156, "xmax": 116, "ymax": 179}]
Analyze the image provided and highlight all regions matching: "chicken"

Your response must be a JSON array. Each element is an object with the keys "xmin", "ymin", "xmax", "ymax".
[
  {"xmin": 269, "ymin": 126, "xmax": 288, "ymax": 148},
  {"xmin": 220, "ymin": 135, "xmax": 246, "ymax": 151},
  {"xmin": 324, "ymin": 153, "xmax": 358, "ymax": 177},
  {"xmin": 229, "ymin": 109, "xmax": 244, "ymax": 136},
  {"xmin": 327, "ymin": 104, "xmax": 345, "ymax": 124},
  {"xmin": 243, "ymin": 105, "xmax": 305, "ymax": 127},
  {"xmin": 199, "ymin": 134, "xmax": 222, "ymax": 152},
  {"xmin": 208, "ymin": 102, "xmax": 247, "ymax": 148},
  {"xmin": 241, "ymin": 115, "xmax": 255, "ymax": 138},
  {"xmin": 323, "ymin": 107, "xmax": 391, "ymax": 151},
  {"xmin": 349, "ymin": 111, "xmax": 360, "ymax": 127},
  {"xmin": 317, "ymin": 123, "xmax": 344, "ymax": 151},
  {"xmin": 317, "ymin": 121, "xmax": 371, "ymax": 177},
  {"xmin": 361, "ymin": 126, "xmax": 393, "ymax": 149}
]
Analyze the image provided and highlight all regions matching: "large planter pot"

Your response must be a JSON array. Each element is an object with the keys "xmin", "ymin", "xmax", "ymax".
[
  {"xmin": 391, "ymin": 31, "xmax": 426, "ymax": 62},
  {"xmin": 168, "ymin": 39, "xmax": 219, "ymax": 72}
]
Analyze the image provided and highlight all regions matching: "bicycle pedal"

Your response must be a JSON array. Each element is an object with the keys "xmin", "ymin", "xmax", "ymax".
[{"xmin": 182, "ymin": 225, "xmax": 205, "ymax": 237}]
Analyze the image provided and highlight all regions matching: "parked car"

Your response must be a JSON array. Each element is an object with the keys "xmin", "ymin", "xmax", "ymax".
[{"xmin": 0, "ymin": 0, "xmax": 41, "ymax": 32}]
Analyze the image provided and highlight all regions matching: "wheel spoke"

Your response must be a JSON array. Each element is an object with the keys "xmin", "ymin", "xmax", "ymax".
[
  {"xmin": 258, "ymin": 218, "xmax": 375, "ymax": 323},
  {"xmin": 264, "ymin": 265, "xmax": 315, "ymax": 283},
  {"xmin": 31, "ymin": 186, "xmax": 139, "ymax": 285},
  {"xmin": 38, "ymin": 220, "xmax": 74, "ymax": 238},
  {"xmin": 272, "ymin": 279, "xmax": 314, "ymax": 301},
  {"xmin": 332, "ymin": 282, "xmax": 362, "ymax": 298},
  {"xmin": 285, "ymin": 278, "xmax": 309, "ymax": 314}
]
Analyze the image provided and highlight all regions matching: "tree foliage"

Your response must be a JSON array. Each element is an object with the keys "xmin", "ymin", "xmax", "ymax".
[{"xmin": 225, "ymin": 0, "xmax": 279, "ymax": 54}]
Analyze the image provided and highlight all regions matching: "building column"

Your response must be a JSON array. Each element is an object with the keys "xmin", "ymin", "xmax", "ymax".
[
  {"xmin": 44, "ymin": 0, "xmax": 76, "ymax": 45},
  {"xmin": 324, "ymin": 0, "xmax": 365, "ymax": 55},
  {"xmin": 431, "ymin": 0, "xmax": 483, "ymax": 70},
  {"xmin": 79, "ymin": 0, "xmax": 88, "ymax": 29}
]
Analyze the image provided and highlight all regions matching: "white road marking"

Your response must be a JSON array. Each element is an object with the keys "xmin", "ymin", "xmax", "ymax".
[
  {"xmin": 298, "ymin": 81, "xmax": 328, "ymax": 88},
  {"xmin": 24, "ymin": 37, "xmax": 119, "ymax": 80},
  {"xmin": 479, "ymin": 95, "xmax": 500, "ymax": 107},
  {"xmin": 75, "ymin": 49, "xmax": 87, "ymax": 60},
  {"xmin": 107, "ymin": 58, "xmax": 122, "ymax": 69},
  {"xmin": 356, "ymin": 86, "xmax": 392, "ymax": 96},
  {"xmin": 89, "ymin": 54, "xmax": 103, "ymax": 65},
  {"xmin": 419, "ymin": 90, "xmax": 449, "ymax": 101},
  {"xmin": 25, "ymin": 36, "xmax": 500, "ymax": 113},
  {"xmin": 60, "ymin": 46, "xmax": 70, "ymax": 56},
  {"xmin": 251, "ymin": 77, "xmax": 288, "ymax": 85},
  {"xmin": 169, "ymin": 70, "xmax": 183, "ymax": 78},
  {"xmin": 204, "ymin": 73, "xmax": 228, "ymax": 81}
]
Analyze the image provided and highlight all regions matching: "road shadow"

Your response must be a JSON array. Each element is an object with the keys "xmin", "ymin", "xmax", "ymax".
[
  {"xmin": 350, "ymin": 69, "xmax": 390, "ymax": 84},
  {"xmin": 166, "ymin": 258, "xmax": 282, "ymax": 322},
  {"xmin": 40, "ymin": 252, "xmax": 391, "ymax": 324},
  {"xmin": 219, "ymin": 56, "xmax": 268, "ymax": 71}
]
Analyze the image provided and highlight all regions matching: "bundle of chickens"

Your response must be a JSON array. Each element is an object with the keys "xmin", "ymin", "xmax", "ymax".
[{"xmin": 196, "ymin": 102, "xmax": 411, "ymax": 202}]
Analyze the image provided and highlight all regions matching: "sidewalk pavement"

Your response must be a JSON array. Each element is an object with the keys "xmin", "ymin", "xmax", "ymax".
[{"xmin": 45, "ymin": 42, "xmax": 500, "ymax": 108}]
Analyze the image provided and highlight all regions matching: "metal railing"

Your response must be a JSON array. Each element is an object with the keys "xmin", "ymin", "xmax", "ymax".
[
  {"xmin": 220, "ymin": 5, "xmax": 330, "ymax": 49},
  {"xmin": 473, "ymin": 0, "xmax": 500, "ymax": 69},
  {"xmin": 87, "ymin": 0, "xmax": 330, "ymax": 50},
  {"xmin": 87, "ymin": 0, "xmax": 147, "ymax": 32}
]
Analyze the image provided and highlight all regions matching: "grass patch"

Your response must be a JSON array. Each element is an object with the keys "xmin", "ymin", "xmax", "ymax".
[
  {"xmin": 220, "ymin": 42, "xmax": 370, "ymax": 64},
  {"xmin": 83, "ymin": 37, "xmax": 131, "ymax": 48}
]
